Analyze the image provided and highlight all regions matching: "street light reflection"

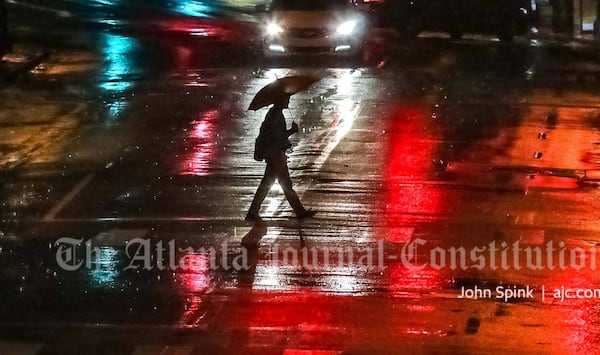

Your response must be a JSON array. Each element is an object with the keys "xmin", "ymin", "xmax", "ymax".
[
  {"xmin": 334, "ymin": 99, "xmax": 358, "ymax": 141},
  {"xmin": 335, "ymin": 69, "xmax": 362, "ymax": 97},
  {"xmin": 262, "ymin": 69, "xmax": 289, "ymax": 82},
  {"xmin": 253, "ymin": 264, "xmax": 370, "ymax": 295},
  {"xmin": 253, "ymin": 265, "xmax": 295, "ymax": 291}
]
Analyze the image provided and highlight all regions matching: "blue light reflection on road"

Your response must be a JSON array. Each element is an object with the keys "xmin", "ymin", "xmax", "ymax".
[
  {"xmin": 88, "ymin": 246, "xmax": 119, "ymax": 288},
  {"xmin": 99, "ymin": 33, "xmax": 139, "ymax": 119},
  {"xmin": 90, "ymin": 0, "xmax": 120, "ymax": 7},
  {"xmin": 170, "ymin": 0, "xmax": 211, "ymax": 18}
]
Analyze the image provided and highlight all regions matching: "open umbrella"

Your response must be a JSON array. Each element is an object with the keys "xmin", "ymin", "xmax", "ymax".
[{"xmin": 248, "ymin": 75, "xmax": 320, "ymax": 111}]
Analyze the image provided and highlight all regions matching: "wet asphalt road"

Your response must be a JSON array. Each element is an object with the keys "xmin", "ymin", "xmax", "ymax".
[{"xmin": 3, "ymin": 1, "xmax": 600, "ymax": 354}]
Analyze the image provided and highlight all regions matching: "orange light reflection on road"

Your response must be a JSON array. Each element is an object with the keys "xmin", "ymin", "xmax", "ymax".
[{"xmin": 542, "ymin": 266, "xmax": 600, "ymax": 353}]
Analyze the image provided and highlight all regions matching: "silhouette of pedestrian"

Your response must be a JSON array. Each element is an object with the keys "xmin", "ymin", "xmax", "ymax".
[{"xmin": 246, "ymin": 94, "xmax": 315, "ymax": 223}]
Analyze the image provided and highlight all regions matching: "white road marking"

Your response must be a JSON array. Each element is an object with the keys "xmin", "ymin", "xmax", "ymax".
[
  {"xmin": 42, "ymin": 173, "xmax": 95, "ymax": 221},
  {"xmin": 263, "ymin": 102, "xmax": 362, "ymax": 218}
]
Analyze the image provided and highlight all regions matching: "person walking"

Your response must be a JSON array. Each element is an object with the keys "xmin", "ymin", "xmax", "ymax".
[{"xmin": 246, "ymin": 94, "xmax": 316, "ymax": 223}]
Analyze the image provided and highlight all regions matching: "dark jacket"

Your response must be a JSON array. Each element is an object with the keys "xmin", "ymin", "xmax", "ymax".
[
  {"xmin": 253, "ymin": 107, "xmax": 295, "ymax": 161},
  {"xmin": 260, "ymin": 107, "xmax": 293, "ymax": 149}
]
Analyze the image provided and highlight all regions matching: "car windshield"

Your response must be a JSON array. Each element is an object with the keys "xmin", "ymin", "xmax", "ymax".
[{"xmin": 271, "ymin": 0, "xmax": 349, "ymax": 11}]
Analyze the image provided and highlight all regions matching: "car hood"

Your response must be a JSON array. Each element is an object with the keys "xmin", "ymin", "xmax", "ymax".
[{"xmin": 270, "ymin": 10, "xmax": 354, "ymax": 29}]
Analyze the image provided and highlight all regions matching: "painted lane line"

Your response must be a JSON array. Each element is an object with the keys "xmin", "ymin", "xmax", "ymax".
[{"xmin": 43, "ymin": 173, "xmax": 95, "ymax": 221}]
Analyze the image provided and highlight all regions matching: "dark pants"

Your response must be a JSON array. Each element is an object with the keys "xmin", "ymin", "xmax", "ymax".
[{"xmin": 248, "ymin": 149, "xmax": 306, "ymax": 216}]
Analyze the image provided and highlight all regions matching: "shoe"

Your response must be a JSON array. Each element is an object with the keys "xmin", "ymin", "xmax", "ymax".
[
  {"xmin": 245, "ymin": 213, "xmax": 263, "ymax": 223},
  {"xmin": 297, "ymin": 209, "xmax": 317, "ymax": 220}
]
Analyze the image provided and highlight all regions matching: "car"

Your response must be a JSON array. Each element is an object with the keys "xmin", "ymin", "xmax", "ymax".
[
  {"xmin": 372, "ymin": 0, "xmax": 537, "ymax": 42},
  {"xmin": 256, "ymin": 0, "xmax": 368, "ymax": 58}
]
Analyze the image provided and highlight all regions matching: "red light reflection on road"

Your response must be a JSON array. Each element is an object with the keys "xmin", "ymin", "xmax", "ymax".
[
  {"xmin": 158, "ymin": 18, "xmax": 223, "ymax": 38},
  {"xmin": 181, "ymin": 110, "xmax": 217, "ymax": 176},
  {"xmin": 382, "ymin": 104, "xmax": 443, "ymax": 242},
  {"xmin": 525, "ymin": 175, "xmax": 579, "ymax": 190},
  {"xmin": 178, "ymin": 253, "xmax": 212, "ymax": 293},
  {"xmin": 245, "ymin": 291, "xmax": 338, "ymax": 329},
  {"xmin": 385, "ymin": 262, "xmax": 450, "ymax": 297},
  {"xmin": 379, "ymin": 104, "xmax": 449, "ymax": 300},
  {"xmin": 541, "ymin": 266, "xmax": 600, "ymax": 353},
  {"xmin": 283, "ymin": 350, "xmax": 341, "ymax": 355},
  {"xmin": 177, "ymin": 253, "xmax": 213, "ymax": 327},
  {"xmin": 156, "ymin": 18, "xmax": 260, "ymax": 41},
  {"xmin": 174, "ymin": 45, "xmax": 192, "ymax": 69}
]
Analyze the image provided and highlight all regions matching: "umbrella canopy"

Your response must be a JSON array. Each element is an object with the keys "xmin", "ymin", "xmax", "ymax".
[{"xmin": 248, "ymin": 75, "xmax": 320, "ymax": 111}]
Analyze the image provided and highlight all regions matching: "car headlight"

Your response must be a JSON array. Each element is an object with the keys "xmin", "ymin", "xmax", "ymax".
[
  {"xmin": 336, "ymin": 20, "xmax": 357, "ymax": 35},
  {"xmin": 266, "ymin": 22, "xmax": 283, "ymax": 36}
]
